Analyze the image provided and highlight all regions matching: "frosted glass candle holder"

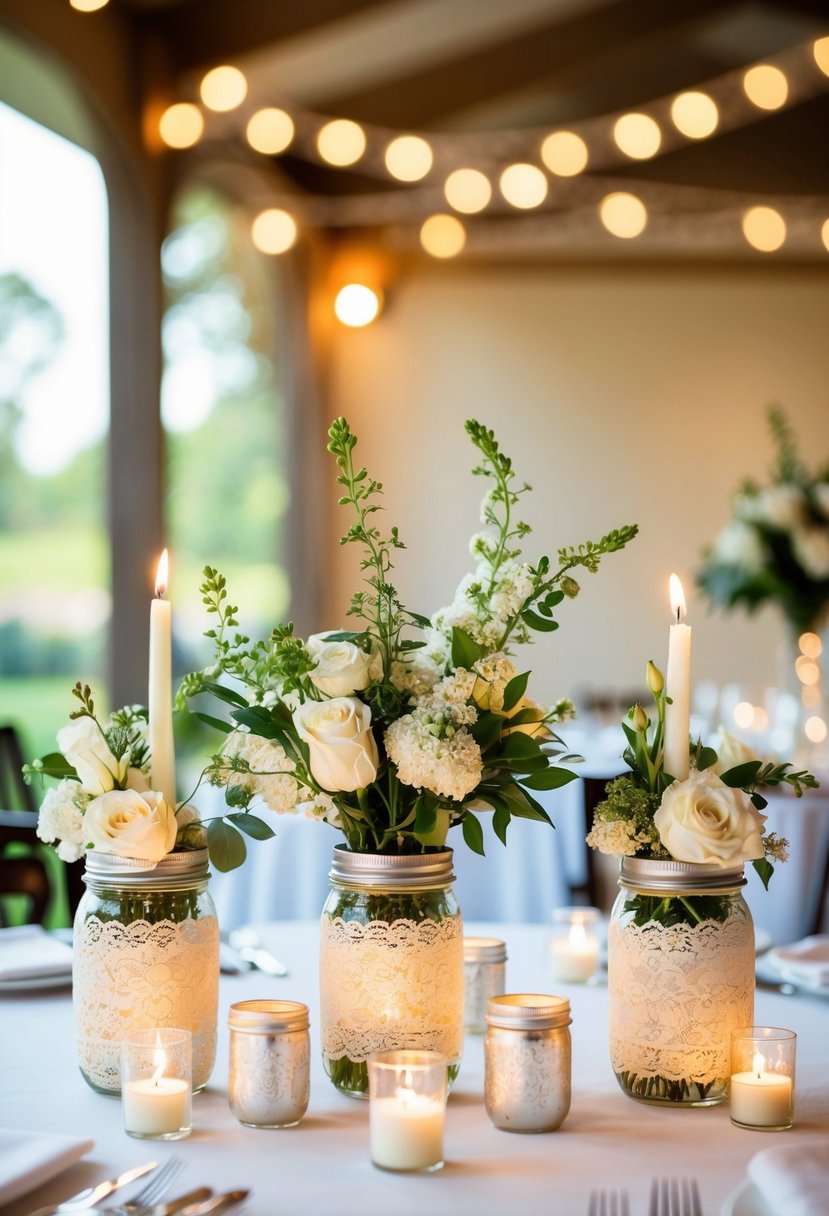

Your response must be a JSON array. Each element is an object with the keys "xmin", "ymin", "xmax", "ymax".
[
  {"xmin": 549, "ymin": 907, "xmax": 601, "ymax": 983},
  {"xmin": 121, "ymin": 1028, "xmax": 192, "ymax": 1140},
  {"xmin": 730, "ymin": 1026, "xmax": 796, "ymax": 1131},
  {"xmin": 368, "ymin": 1050, "xmax": 447, "ymax": 1173}
]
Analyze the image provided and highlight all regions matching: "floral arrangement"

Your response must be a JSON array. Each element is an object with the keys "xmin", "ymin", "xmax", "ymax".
[
  {"xmin": 25, "ymin": 684, "xmax": 212, "ymax": 865},
  {"xmin": 587, "ymin": 659, "xmax": 818, "ymax": 896},
  {"xmin": 698, "ymin": 406, "xmax": 829, "ymax": 636},
  {"xmin": 179, "ymin": 417, "xmax": 638, "ymax": 868}
]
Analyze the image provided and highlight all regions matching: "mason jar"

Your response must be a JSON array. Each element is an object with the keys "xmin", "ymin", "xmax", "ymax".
[
  {"xmin": 228, "ymin": 1000, "xmax": 310, "ymax": 1128},
  {"xmin": 319, "ymin": 846, "xmax": 464, "ymax": 1099},
  {"xmin": 73, "ymin": 848, "xmax": 219, "ymax": 1094},
  {"xmin": 608, "ymin": 857, "xmax": 754, "ymax": 1106},
  {"xmin": 484, "ymin": 993, "xmax": 572, "ymax": 1132}
]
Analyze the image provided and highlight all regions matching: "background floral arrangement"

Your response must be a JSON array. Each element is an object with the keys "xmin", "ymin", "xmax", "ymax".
[
  {"xmin": 180, "ymin": 417, "xmax": 638, "ymax": 869},
  {"xmin": 698, "ymin": 406, "xmax": 829, "ymax": 636}
]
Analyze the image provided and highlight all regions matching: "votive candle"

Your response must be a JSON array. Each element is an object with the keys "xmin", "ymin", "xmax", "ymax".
[
  {"xmin": 730, "ymin": 1027, "xmax": 795, "ymax": 1131},
  {"xmin": 368, "ymin": 1050, "xmax": 447, "ymax": 1172}
]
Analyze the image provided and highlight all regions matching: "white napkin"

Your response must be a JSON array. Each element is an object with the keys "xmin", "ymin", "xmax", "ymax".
[
  {"xmin": 0, "ymin": 925, "xmax": 73, "ymax": 982},
  {"xmin": 747, "ymin": 1143, "xmax": 829, "ymax": 1216},
  {"xmin": 0, "ymin": 1128, "xmax": 93, "ymax": 1204},
  {"xmin": 771, "ymin": 936, "xmax": 829, "ymax": 987}
]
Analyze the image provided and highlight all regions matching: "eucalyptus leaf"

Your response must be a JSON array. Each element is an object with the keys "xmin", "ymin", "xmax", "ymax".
[
  {"xmin": 492, "ymin": 805, "xmax": 511, "ymax": 846},
  {"xmin": 520, "ymin": 609, "xmax": 560, "ymax": 632},
  {"xmin": 696, "ymin": 746, "xmax": 718, "ymax": 772},
  {"xmin": 207, "ymin": 819, "xmax": 248, "ymax": 872},
  {"xmin": 228, "ymin": 813, "xmax": 276, "ymax": 841},
  {"xmin": 719, "ymin": 760, "xmax": 763, "ymax": 788},
  {"xmin": 461, "ymin": 812, "xmax": 485, "ymax": 856},
  {"xmin": 519, "ymin": 766, "xmax": 578, "ymax": 790},
  {"xmin": 752, "ymin": 855, "xmax": 774, "ymax": 891}
]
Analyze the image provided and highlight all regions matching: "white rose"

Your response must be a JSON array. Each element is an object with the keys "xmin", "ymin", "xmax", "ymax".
[
  {"xmin": 83, "ymin": 788, "xmax": 178, "ymax": 862},
  {"xmin": 791, "ymin": 525, "xmax": 829, "ymax": 580},
  {"xmin": 293, "ymin": 696, "xmax": 379, "ymax": 792},
  {"xmin": 57, "ymin": 718, "xmax": 129, "ymax": 796},
  {"xmin": 653, "ymin": 767, "xmax": 766, "ymax": 867},
  {"xmin": 307, "ymin": 633, "xmax": 376, "ymax": 697},
  {"xmin": 504, "ymin": 697, "xmax": 551, "ymax": 739},
  {"xmin": 711, "ymin": 521, "xmax": 765, "ymax": 573},
  {"xmin": 709, "ymin": 728, "xmax": 760, "ymax": 776},
  {"xmin": 814, "ymin": 482, "xmax": 829, "ymax": 520},
  {"xmin": 756, "ymin": 484, "xmax": 805, "ymax": 531}
]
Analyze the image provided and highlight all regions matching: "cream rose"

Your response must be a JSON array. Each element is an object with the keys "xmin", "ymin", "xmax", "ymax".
[
  {"xmin": 709, "ymin": 728, "xmax": 760, "ymax": 776},
  {"xmin": 57, "ymin": 718, "xmax": 129, "ymax": 796},
  {"xmin": 83, "ymin": 788, "xmax": 178, "ymax": 862},
  {"xmin": 293, "ymin": 696, "xmax": 379, "ymax": 792},
  {"xmin": 307, "ymin": 633, "xmax": 376, "ymax": 698},
  {"xmin": 653, "ymin": 767, "xmax": 766, "ymax": 866}
]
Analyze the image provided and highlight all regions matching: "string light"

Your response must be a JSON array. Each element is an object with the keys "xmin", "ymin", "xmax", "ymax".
[
  {"xmin": 385, "ymin": 135, "xmax": 433, "ymax": 182},
  {"xmin": 613, "ymin": 113, "xmax": 661, "ymax": 159},
  {"xmin": 805, "ymin": 716, "xmax": 827, "ymax": 744},
  {"xmin": 251, "ymin": 208, "xmax": 297, "ymax": 254},
  {"xmin": 499, "ymin": 163, "xmax": 547, "ymax": 209},
  {"xmin": 742, "ymin": 206, "xmax": 786, "ymax": 251},
  {"xmin": 420, "ymin": 214, "xmax": 466, "ymax": 258},
  {"xmin": 317, "ymin": 119, "xmax": 366, "ymax": 166},
  {"xmin": 815, "ymin": 36, "xmax": 829, "ymax": 76},
  {"xmin": 335, "ymin": 284, "xmax": 381, "ymax": 327},
  {"xmin": 821, "ymin": 218, "xmax": 829, "ymax": 253},
  {"xmin": 200, "ymin": 65, "xmax": 247, "ymax": 113},
  {"xmin": 540, "ymin": 131, "xmax": 588, "ymax": 176},
  {"xmin": 69, "ymin": 0, "xmax": 109, "ymax": 10},
  {"xmin": 159, "ymin": 103, "xmax": 204, "ymax": 149},
  {"xmin": 444, "ymin": 168, "xmax": 492, "ymax": 214},
  {"xmin": 799, "ymin": 632, "xmax": 823, "ymax": 659},
  {"xmin": 599, "ymin": 192, "xmax": 647, "ymax": 238},
  {"xmin": 670, "ymin": 92, "xmax": 719, "ymax": 139},
  {"xmin": 743, "ymin": 65, "xmax": 788, "ymax": 110},
  {"xmin": 247, "ymin": 108, "xmax": 294, "ymax": 154}
]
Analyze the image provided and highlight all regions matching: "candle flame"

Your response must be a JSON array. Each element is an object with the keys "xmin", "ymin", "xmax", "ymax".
[
  {"xmin": 752, "ymin": 1051, "xmax": 767, "ymax": 1078},
  {"xmin": 155, "ymin": 549, "xmax": 169, "ymax": 598},
  {"xmin": 152, "ymin": 1033, "xmax": 167, "ymax": 1086},
  {"xmin": 569, "ymin": 921, "xmax": 588, "ymax": 946},
  {"xmin": 669, "ymin": 573, "xmax": 686, "ymax": 623}
]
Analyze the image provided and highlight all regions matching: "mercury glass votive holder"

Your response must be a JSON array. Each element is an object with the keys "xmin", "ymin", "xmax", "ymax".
[
  {"xmin": 367, "ymin": 1049, "xmax": 447, "ymax": 1173},
  {"xmin": 549, "ymin": 906, "xmax": 601, "ymax": 983},
  {"xmin": 464, "ymin": 936, "xmax": 507, "ymax": 1033},
  {"xmin": 227, "ymin": 999, "xmax": 310, "ymax": 1128},
  {"xmin": 121, "ymin": 1028, "xmax": 192, "ymax": 1141},
  {"xmin": 730, "ymin": 1026, "xmax": 796, "ymax": 1131}
]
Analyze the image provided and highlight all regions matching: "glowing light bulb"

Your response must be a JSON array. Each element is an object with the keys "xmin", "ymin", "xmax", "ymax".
[
  {"xmin": 805, "ymin": 717, "xmax": 827, "ymax": 744},
  {"xmin": 420, "ymin": 214, "xmax": 466, "ymax": 258},
  {"xmin": 499, "ymin": 163, "xmax": 548, "ymax": 209},
  {"xmin": 251, "ymin": 209, "xmax": 297, "ymax": 255},
  {"xmin": 799, "ymin": 632, "xmax": 823, "ymax": 659},
  {"xmin": 814, "ymin": 36, "xmax": 829, "ymax": 77},
  {"xmin": 599, "ymin": 192, "xmax": 647, "ymax": 239},
  {"xmin": 734, "ymin": 702, "xmax": 754, "ymax": 730},
  {"xmin": 246, "ymin": 108, "xmax": 294, "ymax": 155},
  {"xmin": 540, "ymin": 131, "xmax": 588, "ymax": 176},
  {"xmin": 385, "ymin": 135, "xmax": 433, "ymax": 182},
  {"xmin": 743, "ymin": 65, "xmax": 788, "ymax": 110},
  {"xmin": 742, "ymin": 206, "xmax": 786, "ymax": 252},
  {"xmin": 670, "ymin": 92, "xmax": 719, "ymax": 139},
  {"xmin": 70, "ymin": 0, "xmax": 109, "ymax": 10},
  {"xmin": 821, "ymin": 218, "xmax": 829, "ymax": 254},
  {"xmin": 444, "ymin": 168, "xmax": 491, "ymax": 214},
  {"xmin": 335, "ymin": 284, "xmax": 381, "ymax": 327},
  {"xmin": 613, "ymin": 113, "xmax": 661, "ymax": 159},
  {"xmin": 200, "ymin": 65, "xmax": 247, "ymax": 113},
  {"xmin": 158, "ymin": 104, "xmax": 204, "ymax": 150},
  {"xmin": 317, "ymin": 119, "xmax": 366, "ymax": 166}
]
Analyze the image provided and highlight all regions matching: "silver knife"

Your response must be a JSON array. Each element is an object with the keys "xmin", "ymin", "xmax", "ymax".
[
  {"xmin": 26, "ymin": 1161, "xmax": 157, "ymax": 1216},
  {"xmin": 227, "ymin": 928, "xmax": 288, "ymax": 977},
  {"xmin": 178, "ymin": 1191, "xmax": 249, "ymax": 1216},
  {"xmin": 101, "ymin": 1187, "xmax": 214, "ymax": 1216}
]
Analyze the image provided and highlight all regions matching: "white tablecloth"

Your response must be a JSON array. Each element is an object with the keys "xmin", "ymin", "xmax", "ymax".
[{"xmin": 1, "ymin": 922, "xmax": 827, "ymax": 1216}]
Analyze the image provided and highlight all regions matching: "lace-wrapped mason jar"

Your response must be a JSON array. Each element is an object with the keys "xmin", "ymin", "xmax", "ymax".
[
  {"xmin": 319, "ymin": 846, "xmax": 464, "ymax": 1099},
  {"xmin": 608, "ymin": 857, "xmax": 755, "ymax": 1107},
  {"xmin": 73, "ymin": 849, "xmax": 219, "ymax": 1095}
]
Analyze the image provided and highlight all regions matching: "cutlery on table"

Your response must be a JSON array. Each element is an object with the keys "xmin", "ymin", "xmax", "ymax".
[
  {"xmin": 25, "ymin": 1161, "xmax": 158, "ymax": 1216},
  {"xmin": 587, "ymin": 1189, "xmax": 629, "ymax": 1216},
  {"xmin": 227, "ymin": 927, "xmax": 288, "ymax": 977},
  {"xmin": 649, "ymin": 1176, "xmax": 703, "ymax": 1216},
  {"xmin": 96, "ymin": 1186, "xmax": 213, "ymax": 1216},
  {"xmin": 178, "ymin": 1191, "xmax": 249, "ymax": 1216}
]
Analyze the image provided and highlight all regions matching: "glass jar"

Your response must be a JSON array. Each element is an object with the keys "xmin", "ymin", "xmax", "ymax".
[
  {"xmin": 228, "ymin": 1000, "xmax": 310, "ymax": 1128},
  {"xmin": 608, "ymin": 857, "xmax": 754, "ymax": 1107},
  {"xmin": 73, "ymin": 848, "xmax": 219, "ymax": 1095},
  {"xmin": 464, "ymin": 936, "xmax": 507, "ymax": 1033},
  {"xmin": 319, "ymin": 846, "xmax": 464, "ymax": 1099},
  {"xmin": 484, "ymin": 993, "xmax": 572, "ymax": 1132}
]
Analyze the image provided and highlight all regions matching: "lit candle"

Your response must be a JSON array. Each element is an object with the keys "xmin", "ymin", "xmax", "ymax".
[
  {"xmin": 370, "ymin": 1086, "xmax": 445, "ymax": 1172},
  {"xmin": 664, "ymin": 573, "xmax": 692, "ymax": 780},
  {"xmin": 550, "ymin": 920, "xmax": 600, "ymax": 983},
  {"xmin": 730, "ymin": 1051, "xmax": 793, "ymax": 1129},
  {"xmin": 149, "ymin": 549, "xmax": 176, "ymax": 806},
  {"xmin": 122, "ymin": 1041, "xmax": 191, "ymax": 1138}
]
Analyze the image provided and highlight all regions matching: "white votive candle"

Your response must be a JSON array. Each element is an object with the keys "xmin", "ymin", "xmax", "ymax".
[
  {"xmin": 123, "ymin": 1076, "xmax": 191, "ymax": 1137},
  {"xmin": 550, "ymin": 910, "xmax": 600, "ymax": 983},
  {"xmin": 731, "ymin": 1048, "xmax": 793, "ymax": 1129},
  {"xmin": 370, "ymin": 1088, "xmax": 445, "ymax": 1171}
]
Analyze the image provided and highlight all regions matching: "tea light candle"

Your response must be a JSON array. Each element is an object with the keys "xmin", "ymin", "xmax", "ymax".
[
  {"xmin": 123, "ymin": 1075, "xmax": 190, "ymax": 1137},
  {"xmin": 730, "ymin": 1028, "xmax": 796, "ymax": 1131},
  {"xmin": 121, "ymin": 1027, "xmax": 192, "ymax": 1141},
  {"xmin": 368, "ymin": 1050, "xmax": 446, "ymax": 1172},
  {"xmin": 550, "ymin": 908, "xmax": 600, "ymax": 983}
]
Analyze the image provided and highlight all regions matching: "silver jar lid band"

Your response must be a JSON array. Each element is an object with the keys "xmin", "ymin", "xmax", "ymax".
[
  {"xmin": 329, "ymin": 845, "xmax": 455, "ymax": 889},
  {"xmin": 83, "ymin": 848, "xmax": 210, "ymax": 889},
  {"xmin": 464, "ymin": 936, "xmax": 507, "ymax": 964},
  {"xmin": 619, "ymin": 857, "xmax": 746, "ymax": 892},
  {"xmin": 486, "ymin": 993, "xmax": 571, "ymax": 1030},
  {"xmin": 228, "ymin": 999, "xmax": 309, "ymax": 1034}
]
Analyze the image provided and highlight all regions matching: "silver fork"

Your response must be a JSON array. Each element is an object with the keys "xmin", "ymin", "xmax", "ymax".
[
  {"xmin": 99, "ymin": 1160, "xmax": 183, "ymax": 1216},
  {"xmin": 649, "ymin": 1177, "xmax": 703, "ymax": 1216},
  {"xmin": 587, "ymin": 1190, "xmax": 630, "ymax": 1216}
]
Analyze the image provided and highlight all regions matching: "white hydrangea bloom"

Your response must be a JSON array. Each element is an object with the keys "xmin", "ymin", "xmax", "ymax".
[
  {"xmin": 37, "ymin": 779, "xmax": 87, "ymax": 862},
  {"xmin": 390, "ymin": 656, "xmax": 442, "ymax": 699},
  {"xmin": 585, "ymin": 817, "xmax": 653, "ymax": 857},
  {"xmin": 488, "ymin": 562, "xmax": 534, "ymax": 619},
  {"xmin": 711, "ymin": 520, "xmax": 765, "ymax": 572},
  {"xmin": 220, "ymin": 729, "xmax": 299, "ymax": 813},
  {"xmin": 385, "ymin": 716, "xmax": 482, "ymax": 802},
  {"xmin": 791, "ymin": 525, "xmax": 829, "ymax": 579}
]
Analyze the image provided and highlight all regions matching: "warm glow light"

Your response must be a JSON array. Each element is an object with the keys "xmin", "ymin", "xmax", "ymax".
[
  {"xmin": 795, "ymin": 656, "xmax": 820, "ymax": 686},
  {"xmin": 669, "ymin": 573, "xmax": 686, "ymax": 623},
  {"xmin": 152, "ymin": 1034, "xmax": 167, "ymax": 1084},
  {"xmin": 822, "ymin": 219, "xmax": 829, "ymax": 254},
  {"xmin": 420, "ymin": 214, "xmax": 466, "ymax": 258},
  {"xmin": 599, "ymin": 192, "xmax": 647, "ymax": 239},
  {"xmin": 805, "ymin": 716, "xmax": 828, "ymax": 744},
  {"xmin": 200, "ymin": 65, "xmax": 247, "ymax": 113},
  {"xmin": 734, "ymin": 701, "xmax": 755, "ymax": 730},
  {"xmin": 251, "ymin": 209, "xmax": 297, "ymax": 255},
  {"xmin": 670, "ymin": 91, "xmax": 719, "ymax": 139},
  {"xmin": 246, "ymin": 108, "xmax": 294, "ymax": 154},
  {"xmin": 803, "ymin": 685, "xmax": 821, "ymax": 710},
  {"xmin": 815, "ymin": 37, "xmax": 829, "ymax": 77},
  {"xmin": 155, "ymin": 549, "xmax": 169, "ymax": 599},
  {"xmin": 317, "ymin": 119, "xmax": 366, "ymax": 166},
  {"xmin": 742, "ymin": 206, "xmax": 786, "ymax": 252},
  {"xmin": 753, "ymin": 707, "xmax": 769, "ymax": 731},
  {"xmin": 613, "ymin": 113, "xmax": 662, "ymax": 159},
  {"xmin": 334, "ymin": 284, "xmax": 381, "ymax": 328},
  {"xmin": 743, "ymin": 65, "xmax": 788, "ymax": 110},
  {"xmin": 70, "ymin": 0, "xmax": 109, "ymax": 10},
  {"xmin": 799, "ymin": 632, "xmax": 823, "ymax": 658},
  {"xmin": 444, "ymin": 168, "xmax": 492, "ymax": 214},
  {"xmin": 158, "ymin": 103, "xmax": 204, "ymax": 149},
  {"xmin": 499, "ymin": 163, "xmax": 548, "ymax": 209},
  {"xmin": 385, "ymin": 135, "xmax": 433, "ymax": 181},
  {"xmin": 540, "ymin": 131, "xmax": 588, "ymax": 176}
]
